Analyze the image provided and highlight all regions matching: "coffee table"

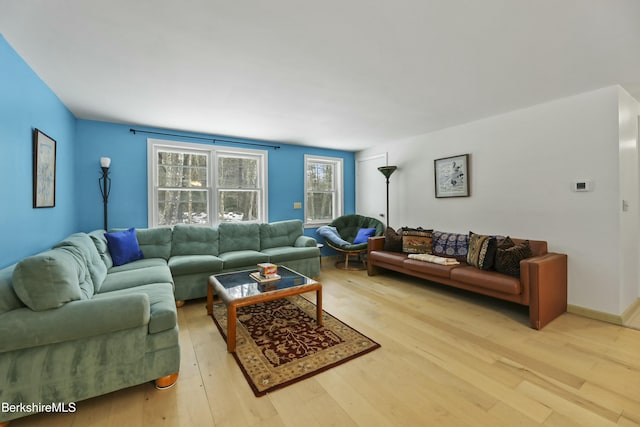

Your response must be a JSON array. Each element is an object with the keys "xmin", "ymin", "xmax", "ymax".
[{"xmin": 207, "ymin": 266, "xmax": 323, "ymax": 352}]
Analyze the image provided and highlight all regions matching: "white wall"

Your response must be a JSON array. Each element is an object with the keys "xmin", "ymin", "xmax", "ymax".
[
  {"xmin": 618, "ymin": 87, "xmax": 640, "ymax": 311},
  {"xmin": 357, "ymin": 86, "xmax": 637, "ymax": 316}
]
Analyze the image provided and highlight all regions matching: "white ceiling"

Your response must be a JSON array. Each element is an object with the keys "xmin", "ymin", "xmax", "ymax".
[{"xmin": 1, "ymin": 0, "xmax": 639, "ymax": 151}]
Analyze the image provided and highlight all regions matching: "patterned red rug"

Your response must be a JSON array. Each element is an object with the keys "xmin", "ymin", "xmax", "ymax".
[{"xmin": 210, "ymin": 295, "xmax": 381, "ymax": 396}]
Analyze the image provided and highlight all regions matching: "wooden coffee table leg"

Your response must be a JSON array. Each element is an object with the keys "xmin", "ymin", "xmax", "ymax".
[
  {"xmin": 316, "ymin": 288, "xmax": 323, "ymax": 326},
  {"xmin": 206, "ymin": 282, "xmax": 213, "ymax": 315},
  {"xmin": 227, "ymin": 304, "xmax": 237, "ymax": 352}
]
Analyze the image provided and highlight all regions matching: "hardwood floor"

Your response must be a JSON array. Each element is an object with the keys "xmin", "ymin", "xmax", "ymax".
[
  {"xmin": 624, "ymin": 304, "xmax": 640, "ymax": 331},
  {"xmin": 10, "ymin": 264, "xmax": 640, "ymax": 426}
]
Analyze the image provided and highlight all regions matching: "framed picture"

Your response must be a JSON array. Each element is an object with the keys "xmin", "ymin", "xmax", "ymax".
[
  {"xmin": 434, "ymin": 154, "xmax": 469, "ymax": 198},
  {"xmin": 33, "ymin": 128, "xmax": 57, "ymax": 208}
]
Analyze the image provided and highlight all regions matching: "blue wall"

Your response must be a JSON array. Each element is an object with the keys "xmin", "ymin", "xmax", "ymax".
[
  {"xmin": 75, "ymin": 121, "xmax": 355, "ymax": 238},
  {"xmin": 0, "ymin": 35, "xmax": 78, "ymax": 268},
  {"xmin": 0, "ymin": 33, "xmax": 355, "ymax": 269}
]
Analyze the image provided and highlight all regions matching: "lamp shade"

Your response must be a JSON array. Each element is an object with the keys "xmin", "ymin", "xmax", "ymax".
[
  {"xmin": 377, "ymin": 165, "xmax": 397, "ymax": 179},
  {"xmin": 100, "ymin": 157, "xmax": 111, "ymax": 168}
]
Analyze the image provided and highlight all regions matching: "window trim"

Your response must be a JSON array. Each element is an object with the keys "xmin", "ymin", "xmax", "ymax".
[
  {"xmin": 147, "ymin": 139, "xmax": 268, "ymax": 227},
  {"xmin": 304, "ymin": 154, "xmax": 344, "ymax": 227}
]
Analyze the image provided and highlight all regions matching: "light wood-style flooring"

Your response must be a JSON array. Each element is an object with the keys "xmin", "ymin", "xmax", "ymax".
[
  {"xmin": 10, "ymin": 263, "xmax": 640, "ymax": 426},
  {"xmin": 624, "ymin": 305, "xmax": 640, "ymax": 330}
]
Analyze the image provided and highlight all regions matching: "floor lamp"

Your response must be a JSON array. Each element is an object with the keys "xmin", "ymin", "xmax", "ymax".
[
  {"xmin": 377, "ymin": 165, "xmax": 397, "ymax": 229},
  {"xmin": 99, "ymin": 157, "xmax": 111, "ymax": 231}
]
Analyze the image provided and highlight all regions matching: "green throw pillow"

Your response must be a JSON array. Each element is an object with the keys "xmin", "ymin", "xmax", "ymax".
[{"xmin": 12, "ymin": 249, "xmax": 86, "ymax": 311}]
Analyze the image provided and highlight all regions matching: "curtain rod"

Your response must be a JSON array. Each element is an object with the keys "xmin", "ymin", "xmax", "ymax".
[{"xmin": 129, "ymin": 128, "xmax": 281, "ymax": 150}]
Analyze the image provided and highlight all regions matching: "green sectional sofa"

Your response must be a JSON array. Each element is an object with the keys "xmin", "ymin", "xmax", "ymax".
[
  {"xmin": 0, "ymin": 219, "xmax": 319, "ymax": 423},
  {"xmin": 0, "ymin": 232, "xmax": 180, "ymax": 424},
  {"xmin": 168, "ymin": 220, "xmax": 320, "ymax": 301}
]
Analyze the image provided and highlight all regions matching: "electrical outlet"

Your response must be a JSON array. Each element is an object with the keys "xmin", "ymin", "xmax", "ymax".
[{"xmin": 293, "ymin": 202, "xmax": 302, "ymax": 209}]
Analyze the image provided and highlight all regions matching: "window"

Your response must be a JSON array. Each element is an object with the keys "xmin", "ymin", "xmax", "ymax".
[
  {"xmin": 304, "ymin": 155, "xmax": 343, "ymax": 225},
  {"xmin": 216, "ymin": 151, "xmax": 262, "ymax": 222},
  {"xmin": 148, "ymin": 139, "xmax": 267, "ymax": 227}
]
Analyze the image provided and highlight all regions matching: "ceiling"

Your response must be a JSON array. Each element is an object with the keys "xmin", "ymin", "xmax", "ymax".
[{"xmin": 1, "ymin": 0, "xmax": 639, "ymax": 151}]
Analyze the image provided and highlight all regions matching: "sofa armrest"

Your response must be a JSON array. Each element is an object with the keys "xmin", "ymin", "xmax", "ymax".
[
  {"xmin": 522, "ymin": 252, "xmax": 568, "ymax": 329},
  {"xmin": 0, "ymin": 293, "xmax": 151, "ymax": 353},
  {"xmin": 295, "ymin": 235, "xmax": 318, "ymax": 248},
  {"xmin": 368, "ymin": 236, "xmax": 385, "ymax": 252}
]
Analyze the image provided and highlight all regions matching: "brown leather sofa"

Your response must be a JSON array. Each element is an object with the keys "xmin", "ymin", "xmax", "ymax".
[{"xmin": 367, "ymin": 236, "xmax": 567, "ymax": 329}]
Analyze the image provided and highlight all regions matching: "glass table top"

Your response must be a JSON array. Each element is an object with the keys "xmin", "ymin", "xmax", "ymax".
[{"xmin": 211, "ymin": 266, "xmax": 317, "ymax": 302}]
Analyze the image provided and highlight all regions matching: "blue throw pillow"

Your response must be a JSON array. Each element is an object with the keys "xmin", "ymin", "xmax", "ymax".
[
  {"xmin": 316, "ymin": 226, "xmax": 351, "ymax": 247},
  {"xmin": 353, "ymin": 227, "xmax": 377, "ymax": 244},
  {"xmin": 104, "ymin": 228, "xmax": 144, "ymax": 266}
]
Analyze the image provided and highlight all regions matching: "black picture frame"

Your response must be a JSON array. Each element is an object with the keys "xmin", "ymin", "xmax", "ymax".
[
  {"xmin": 434, "ymin": 154, "xmax": 469, "ymax": 198},
  {"xmin": 33, "ymin": 128, "xmax": 57, "ymax": 208}
]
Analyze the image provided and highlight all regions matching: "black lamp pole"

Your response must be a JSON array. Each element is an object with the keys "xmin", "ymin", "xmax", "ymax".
[
  {"xmin": 99, "ymin": 157, "xmax": 111, "ymax": 231},
  {"xmin": 377, "ymin": 165, "xmax": 397, "ymax": 229}
]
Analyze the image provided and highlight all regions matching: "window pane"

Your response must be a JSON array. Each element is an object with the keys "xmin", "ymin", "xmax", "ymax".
[
  {"xmin": 218, "ymin": 157, "xmax": 258, "ymax": 188},
  {"xmin": 157, "ymin": 189, "xmax": 208, "ymax": 225},
  {"xmin": 306, "ymin": 162, "xmax": 334, "ymax": 191},
  {"xmin": 218, "ymin": 190, "xmax": 259, "ymax": 222},
  {"xmin": 158, "ymin": 152, "xmax": 207, "ymax": 188},
  {"xmin": 306, "ymin": 192, "xmax": 334, "ymax": 222}
]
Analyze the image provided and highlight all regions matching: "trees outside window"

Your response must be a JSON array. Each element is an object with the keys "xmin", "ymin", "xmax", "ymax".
[
  {"xmin": 304, "ymin": 155, "xmax": 343, "ymax": 225},
  {"xmin": 216, "ymin": 153, "xmax": 261, "ymax": 222},
  {"xmin": 148, "ymin": 140, "xmax": 266, "ymax": 227}
]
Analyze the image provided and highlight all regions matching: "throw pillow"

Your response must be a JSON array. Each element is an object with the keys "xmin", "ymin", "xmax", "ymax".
[
  {"xmin": 432, "ymin": 230, "xmax": 469, "ymax": 260},
  {"xmin": 105, "ymin": 228, "xmax": 144, "ymax": 266},
  {"xmin": 494, "ymin": 238, "xmax": 533, "ymax": 277},
  {"xmin": 383, "ymin": 227, "xmax": 403, "ymax": 252},
  {"xmin": 467, "ymin": 232, "xmax": 497, "ymax": 270},
  {"xmin": 353, "ymin": 227, "xmax": 377, "ymax": 244},
  {"xmin": 316, "ymin": 225, "xmax": 351, "ymax": 247},
  {"xmin": 401, "ymin": 227, "xmax": 433, "ymax": 254}
]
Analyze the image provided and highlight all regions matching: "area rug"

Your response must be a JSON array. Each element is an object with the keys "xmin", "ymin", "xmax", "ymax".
[{"xmin": 210, "ymin": 295, "xmax": 381, "ymax": 396}]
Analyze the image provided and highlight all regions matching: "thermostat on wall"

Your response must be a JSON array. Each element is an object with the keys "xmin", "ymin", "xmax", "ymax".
[{"xmin": 572, "ymin": 180, "xmax": 593, "ymax": 192}]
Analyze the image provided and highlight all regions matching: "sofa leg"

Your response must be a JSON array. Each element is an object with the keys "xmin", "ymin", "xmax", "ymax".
[
  {"xmin": 175, "ymin": 300, "xmax": 185, "ymax": 308},
  {"xmin": 155, "ymin": 372, "xmax": 179, "ymax": 389}
]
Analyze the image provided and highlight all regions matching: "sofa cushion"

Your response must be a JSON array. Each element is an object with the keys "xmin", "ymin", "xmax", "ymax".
[
  {"xmin": 467, "ymin": 232, "xmax": 497, "ymax": 271},
  {"xmin": 171, "ymin": 224, "xmax": 219, "ymax": 256},
  {"xmin": 108, "ymin": 257, "xmax": 168, "ymax": 273},
  {"xmin": 93, "ymin": 283, "xmax": 176, "ymax": 334},
  {"xmin": 219, "ymin": 223, "xmax": 260, "ymax": 253},
  {"xmin": 450, "ymin": 266, "xmax": 521, "ymax": 295},
  {"xmin": 0, "ymin": 265, "xmax": 24, "ymax": 314},
  {"xmin": 432, "ymin": 230, "xmax": 469, "ymax": 260},
  {"xmin": 105, "ymin": 228, "xmax": 144, "ymax": 266},
  {"xmin": 218, "ymin": 250, "xmax": 269, "ymax": 269},
  {"xmin": 403, "ymin": 258, "xmax": 460, "ymax": 279},
  {"xmin": 132, "ymin": 227, "xmax": 173, "ymax": 260},
  {"xmin": 368, "ymin": 251, "xmax": 408, "ymax": 267},
  {"xmin": 261, "ymin": 246, "xmax": 319, "ymax": 263},
  {"xmin": 54, "ymin": 233, "xmax": 108, "ymax": 292},
  {"xmin": 495, "ymin": 239, "xmax": 533, "ymax": 277},
  {"xmin": 99, "ymin": 265, "xmax": 174, "ymax": 293},
  {"xmin": 89, "ymin": 229, "xmax": 113, "ymax": 269},
  {"xmin": 260, "ymin": 220, "xmax": 303, "ymax": 250},
  {"xmin": 401, "ymin": 227, "xmax": 433, "ymax": 254},
  {"xmin": 169, "ymin": 255, "xmax": 224, "ymax": 276},
  {"xmin": 12, "ymin": 249, "xmax": 88, "ymax": 311},
  {"xmin": 383, "ymin": 227, "xmax": 403, "ymax": 252}
]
